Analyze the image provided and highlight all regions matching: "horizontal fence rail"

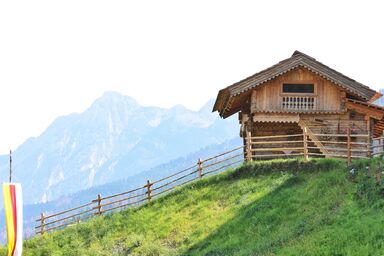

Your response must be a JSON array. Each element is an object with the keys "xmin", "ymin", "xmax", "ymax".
[
  {"xmin": 35, "ymin": 145, "xmax": 245, "ymax": 234},
  {"xmin": 244, "ymin": 128, "xmax": 371, "ymax": 164},
  {"xmin": 35, "ymin": 129, "xmax": 384, "ymax": 235},
  {"xmin": 371, "ymin": 136, "xmax": 384, "ymax": 156}
]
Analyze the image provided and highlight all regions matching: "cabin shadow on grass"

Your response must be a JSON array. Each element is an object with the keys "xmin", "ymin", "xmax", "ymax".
[
  {"xmin": 184, "ymin": 176, "xmax": 305, "ymax": 256},
  {"xmin": 183, "ymin": 158, "xmax": 382, "ymax": 256}
]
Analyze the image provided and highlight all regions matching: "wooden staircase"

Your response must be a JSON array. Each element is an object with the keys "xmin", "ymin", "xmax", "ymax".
[
  {"xmin": 298, "ymin": 120, "xmax": 329, "ymax": 157},
  {"xmin": 374, "ymin": 118, "xmax": 384, "ymax": 138}
]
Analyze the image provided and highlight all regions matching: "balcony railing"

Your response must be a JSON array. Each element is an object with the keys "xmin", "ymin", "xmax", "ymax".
[{"xmin": 282, "ymin": 96, "xmax": 315, "ymax": 110}]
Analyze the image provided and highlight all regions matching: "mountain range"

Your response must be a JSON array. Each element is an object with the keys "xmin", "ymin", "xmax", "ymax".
[
  {"xmin": 0, "ymin": 91, "xmax": 238, "ymax": 206},
  {"xmin": 0, "ymin": 137, "xmax": 241, "ymax": 240}
]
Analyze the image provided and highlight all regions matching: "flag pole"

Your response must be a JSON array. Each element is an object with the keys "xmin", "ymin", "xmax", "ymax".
[{"xmin": 9, "ymin": 149, "xmax": 12, "ymax": 183}]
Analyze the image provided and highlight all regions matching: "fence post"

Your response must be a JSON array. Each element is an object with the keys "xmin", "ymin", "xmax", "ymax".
[
  {"xmin": 97, "ymin": 194, "xmax": 102, "ymax": 215},
  {"xmin": 347, "ymin": 128, "xmax": 352, "ymax": 165},
  {"xmin": 367, "ymin": 121, "xmax": 371, "ymax": 158},
  {"xmin": 146, "ymin": 180, "xmax": 152, "ymax": 202},
  {"xmin": 40, "ymin": 212, "xmax": 45, "ymax": 235},
  {"xmin": 303, "ymin": 127, "xmax": 308, "ymax": 161},
  {"xmin": 197, "ymin": 158, "xmax": 203, "ymax": 178},
  {"xmin": 246, "ymin": 131, "xmax": 252, "ymax": 162},
  {"xmin": 381, "ymin": 131, "xmax": 384, "ymax": 157}
]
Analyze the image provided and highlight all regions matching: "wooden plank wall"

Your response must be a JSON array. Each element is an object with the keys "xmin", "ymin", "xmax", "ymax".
[{"xmin": 253, "ymin": 67, "xmax": 342, "ymax": 112}]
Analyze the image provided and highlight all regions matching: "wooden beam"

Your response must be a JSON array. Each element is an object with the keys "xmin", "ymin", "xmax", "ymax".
[
  {"xmin": 347, "ymin": 128, "xmax": 352, "ymax": 165},
  {"xmin": 368, "ymin": 91, "xmax": 383, "ymax": 104},
  {"xmin": 346, "ymin": 101, "xmax": 384, "ymax": 120},
  {"xmin": 253, "ymin": 113, "xmax": 300, "ymax": 123},
  {"xmin": 367, "ymin": 116, "xmax": 371, "ymax": 157},
  {"xmin": 250, "ymin": 90, "xmax": 257, "ymax": 113},
  {"xmin": 303, "ymin": 127, "xmax": 308, "ymax": 161},
  {"xmin": 340, "ymin": 91, "xmax": 347, "ymax": 112},
  {"xmin": 239, "ymin": 113, "xmax": 249, "ymax": 138}
]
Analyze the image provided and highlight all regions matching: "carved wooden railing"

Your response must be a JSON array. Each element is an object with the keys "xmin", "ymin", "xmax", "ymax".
[{"xmin": 282, "ymin": 96, "xmax": 315, "ymax": 110}]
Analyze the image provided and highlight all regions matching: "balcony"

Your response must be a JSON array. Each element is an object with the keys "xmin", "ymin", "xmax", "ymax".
[{"xmin": 282, "ymin": 96, "xmax": 316, "ymax": 110}]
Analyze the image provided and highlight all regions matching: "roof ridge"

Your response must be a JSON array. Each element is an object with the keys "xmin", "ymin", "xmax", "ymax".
[
  {"xmin": 291, "ymin": 50, "xmax": 317, "ymax": 61},
  {"xmin": 299, "ymin": 54, "xmax": 369, "ymax": 88},
  {"xmin": 214, "ymin": 51, "xmax": 378, "ymax": 117},
  {"xmin": 291, "ymin": 51, "xmax": 370, "ymax": 91},
  {"xmin": 232, "ymin": 52, "xmax": 374, "ymax": 98}
]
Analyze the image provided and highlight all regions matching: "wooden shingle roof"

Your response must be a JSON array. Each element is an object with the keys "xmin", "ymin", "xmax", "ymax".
[{"xmin": 214, "ymin": 51, "xmax": 381, "ymax": 118}]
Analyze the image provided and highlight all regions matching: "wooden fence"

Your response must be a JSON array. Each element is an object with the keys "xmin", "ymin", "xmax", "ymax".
[
  {"xmin": 35, "ymin": 130, "xmax": 384, "ymax": 235},
  {"xmin": 244, "ymin": 128, "xmax": 372, "ymax": 165},
  {"xmin": 35, "ymin": 145, "xmax": 245, "ymax": 235}
]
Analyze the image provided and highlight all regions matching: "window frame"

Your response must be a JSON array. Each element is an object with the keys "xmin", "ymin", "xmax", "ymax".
[{"xmin": 280, "ymin": 82, "xmax": 317, "ymax": 96}]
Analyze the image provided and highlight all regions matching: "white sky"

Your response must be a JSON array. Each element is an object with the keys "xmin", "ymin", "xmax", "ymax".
[{"xmin": 0, "ymin": 0, "xmax": 384, "ymax": 154}]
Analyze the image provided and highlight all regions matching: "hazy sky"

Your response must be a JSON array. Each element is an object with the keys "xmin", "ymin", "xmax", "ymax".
[{"xmin": 0, "ymin": 0, "xmax": 383, "ymax": 154}]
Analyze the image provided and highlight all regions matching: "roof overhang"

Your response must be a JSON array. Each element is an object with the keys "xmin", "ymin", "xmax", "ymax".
[
  {"xmin": 368, "ymin": 91, "xmax": 383, "ymax": 104},
  {"xmin": 213, "ymin": 51, "xmax": 380, "ymax": 118},
  {"xmin": 346, "ymin": 99, "xmax": 384, "ymax": 120}
]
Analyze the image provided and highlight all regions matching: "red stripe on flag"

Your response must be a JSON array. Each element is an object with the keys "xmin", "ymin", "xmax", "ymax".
[{"xmin": 9, "ymin": 185, "xmax": 17, "ymax": 256}]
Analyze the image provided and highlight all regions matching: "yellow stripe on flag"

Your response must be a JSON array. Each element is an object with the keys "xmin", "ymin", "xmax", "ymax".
[{"xmin": 3, "ymin": 184, "xmax": 15, "ymax": 256}]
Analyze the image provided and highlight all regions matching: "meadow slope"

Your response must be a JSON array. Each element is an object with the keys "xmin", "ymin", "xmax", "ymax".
[{"xmin": 3, "ymin": 158, "xmax": 384, "ymax": 255}]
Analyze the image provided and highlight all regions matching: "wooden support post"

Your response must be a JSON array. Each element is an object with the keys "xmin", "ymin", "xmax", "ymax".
[
  {"xmin": 382, "ymin": 131, "xmax": 384, "ymax": 157},
  {"xmin": 250, "ymin": 90, "xmax": 257, "ymax": 113},
  {"xmin": 340, "ymin": 91, "xmax": 347, "ymax": 112},
  {"xmin": 146, "ymin": 180, "xmax": 152, "ymax": 202},
  {"xmin": 246, "ymin": 131, "xmax": 252, "ymax": 162},
  {"xmin": 197, "ymin": 158, "xmax": 203, "ymax": 178},
  {"xmin": 40, "ymin": 213, "xmax": 45, "ymax": 235},
  {"xmin": 347, "ymin": 127, "xmax": 352, "ymax": 165},
  {"xmin": 97, "ymin": 194, "xmax": 102, "ymax": 215},
  {"xmin": 380, "ymin": 137, "xmax": 383, "ymax": 157},
  {"xmin": 367, "ymin": 117, "xmax": 371, "ymax": 158},
  {"xmin": 303, "ymin": 127, "xmax": 308, "ymax": 161}
]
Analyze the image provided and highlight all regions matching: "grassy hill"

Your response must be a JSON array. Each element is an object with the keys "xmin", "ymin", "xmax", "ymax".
[{"xmin": 3, "ymin": 158, "xmax": 384, "ymax": 255}]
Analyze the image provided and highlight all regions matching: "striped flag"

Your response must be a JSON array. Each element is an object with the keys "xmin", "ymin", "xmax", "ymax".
[{"xmin": 3, "ymin": 183, "xmax": 23, "ymax": 256}]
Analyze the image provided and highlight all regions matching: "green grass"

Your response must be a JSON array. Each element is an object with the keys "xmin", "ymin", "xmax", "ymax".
[{"xmin": 3, "ymin": 158, "xmax": 384, "ymax": 255}]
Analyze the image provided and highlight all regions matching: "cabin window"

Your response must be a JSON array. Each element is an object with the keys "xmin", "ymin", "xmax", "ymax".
[{"xmin": 282, "ymin": 83, "xmax": 314, "ymax": 94}]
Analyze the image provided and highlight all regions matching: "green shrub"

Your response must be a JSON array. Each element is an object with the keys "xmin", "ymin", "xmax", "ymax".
[{"xmin": 349, "ymin": 158, "xmax": 384, "ymax": 206}]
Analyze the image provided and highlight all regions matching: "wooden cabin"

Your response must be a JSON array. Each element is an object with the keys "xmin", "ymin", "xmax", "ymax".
[{"xmin": 213, "ymin": 51, "xmax": 384, "ymax": 160}]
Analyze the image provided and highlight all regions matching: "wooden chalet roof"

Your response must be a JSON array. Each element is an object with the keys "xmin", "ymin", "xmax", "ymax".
[
  {"xmin": 347, "ymin": 98, "xmax": 384, "ymax": 112},
  {"xmin": 345, "ymin": 99, "xmax": 384, "ymax": 138},
  {"xmin": 214, "ymin": 51, "xmax": 381, "ymax": 118},
  {"xmin": 346, "ymin": 99, "xmax": 384, "ymax": 120}
]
